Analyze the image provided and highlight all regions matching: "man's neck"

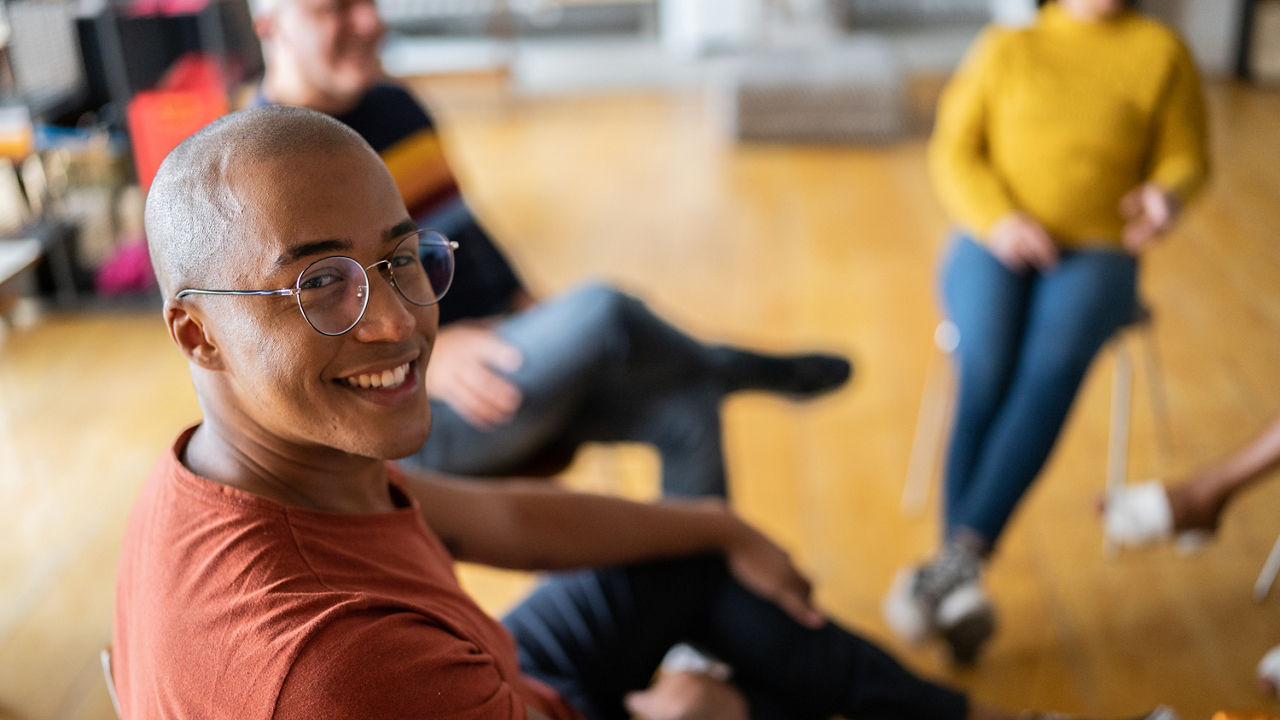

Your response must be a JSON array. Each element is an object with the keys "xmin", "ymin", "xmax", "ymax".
[
  {"xmin": 183, "ymin": 418, "xmax": 396, "ymax": 514},
  {"xmin": 260, "ymin": 69, "xmax": 362, "ymax": 116}
]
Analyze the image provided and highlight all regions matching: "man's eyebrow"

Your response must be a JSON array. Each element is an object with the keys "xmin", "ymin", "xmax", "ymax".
[
  {"xmin": 384, "ymin": 220, "xmax": 418, "ymax": 242},
  {"xmin": 274, "ymin": 239, "xmax": 352, "ymax": 269}
]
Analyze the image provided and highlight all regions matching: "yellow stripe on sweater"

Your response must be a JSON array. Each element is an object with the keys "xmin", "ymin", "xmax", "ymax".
[{"xmin": 380, "ymin": 130, "xmax": 458, "ymax": 209}]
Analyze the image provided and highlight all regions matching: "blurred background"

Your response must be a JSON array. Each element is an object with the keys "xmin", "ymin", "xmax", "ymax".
[{"xmin": 2, "ymin": 0, "xmax": 1280, "ymax": 718}]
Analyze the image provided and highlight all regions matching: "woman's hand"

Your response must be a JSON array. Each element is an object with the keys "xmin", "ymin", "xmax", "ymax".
[
  {"xmin": 987, "ymin": 212, "xmax": 1058, "ymax": 272},
  {"xmin": 1121, "ymin": 182, "xmax": 1179, "ymax": 253}
]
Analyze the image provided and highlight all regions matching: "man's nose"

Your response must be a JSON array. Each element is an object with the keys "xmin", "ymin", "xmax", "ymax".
[{"xmin": 351, "ymin": 268, "xmax": 414, "ymax": 342}]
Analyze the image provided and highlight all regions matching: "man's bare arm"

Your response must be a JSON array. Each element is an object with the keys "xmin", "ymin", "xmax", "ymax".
[{"xmin": 402, "ymin": 472, "xmax": 824, "ymax": 628}]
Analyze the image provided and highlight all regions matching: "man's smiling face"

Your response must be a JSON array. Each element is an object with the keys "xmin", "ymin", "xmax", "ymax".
[{"xmin": 198, "ymin": 141, "xmax": 436, "ymax": 461}]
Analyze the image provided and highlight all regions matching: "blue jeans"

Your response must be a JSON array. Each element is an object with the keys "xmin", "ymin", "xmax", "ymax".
[
  {"xmin": 408, "ymin": 283, "xmax": 728, "ymax": 497},
  {"xmin": 941, "ymin": 234, "xmax": 1138, "ymax": 548},
  {"xmin": 504, "ymin": 556, "xmax": 968, "ymax": 720}
]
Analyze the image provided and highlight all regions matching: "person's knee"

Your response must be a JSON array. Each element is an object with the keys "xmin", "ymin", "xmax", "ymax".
[
  {"xmin": 1020, "ymin": 346, "xmax": 1095, "ymax": 392},
  {"xmin": 572, "ymin": 282, "xmax": 638, "ymax": 327},
  {"xmin": 650, "ymin": 390, "xmax": 722, "ymax": 452},
  {"xmin": 955, "ymin": 352, "xmax": 1015, "ymax": 411}
]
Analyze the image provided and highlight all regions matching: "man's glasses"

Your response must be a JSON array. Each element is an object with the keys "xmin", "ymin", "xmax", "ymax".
[{"xmin": 175, "ymin": 229, "xmax": 457, "ymax": 336}]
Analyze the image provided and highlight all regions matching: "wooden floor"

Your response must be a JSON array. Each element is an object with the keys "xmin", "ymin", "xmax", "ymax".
[{"xmin": 2, "ymin": 76, "xmax": 1279, "ymax": 719}]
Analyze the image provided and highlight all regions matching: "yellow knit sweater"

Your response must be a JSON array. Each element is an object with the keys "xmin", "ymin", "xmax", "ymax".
[{"xmin": 929, "ymin": 3, "xmax": 1210, "ymax": 247}]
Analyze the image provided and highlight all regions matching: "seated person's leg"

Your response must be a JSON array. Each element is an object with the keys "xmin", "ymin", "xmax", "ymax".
[
  {"xmin": 885, "ymin": 234, "xmax": 1026, "ymax": 662},
  {"xmin": 573, "ymin": 375, "xmax": 727, "ymax": 497},
  {"xmin": 409, "ymin": 284, "xmax": 641, "ymax": 476},
  {"xmin": 414, "ymin": 282, "xmax": 849, "ymax": 491},
  {"xmin": 1106, "ymin": 412, "xmax": 1280, "ymax": 547},
  {"xmin": 939, "ymin": 233, "xmax": 1031, "ymax": 537},
  {"xmin": 950, "ymin": 247, "xmax": 1137, "ymax": 548},
  {"xmin": 503, "ymin": 556, "xmax": 968, "ymax": 720}
]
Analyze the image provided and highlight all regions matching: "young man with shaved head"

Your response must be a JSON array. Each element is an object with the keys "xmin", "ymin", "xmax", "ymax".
[
  {"xmin": 114, "ymin": 106, "xmax": 1176, "ymax": 720},
  {"xmin": 249, "ymin": 0, "xmax": 851, "ymax": 498}
]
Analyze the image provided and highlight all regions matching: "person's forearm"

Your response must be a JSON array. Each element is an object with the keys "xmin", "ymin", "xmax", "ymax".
[
  {"xmin": 478, "ymin": 486, "xmax": 742, "ymax": 570},
  {"xmin": 411, "ymin": 475, "xmax": 746, "ymax": 571}
]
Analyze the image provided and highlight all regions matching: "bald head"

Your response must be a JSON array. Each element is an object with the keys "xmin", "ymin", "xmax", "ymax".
[{"xmin": 145, "ymin": 105, "xmax": 373, "ymax": 298}]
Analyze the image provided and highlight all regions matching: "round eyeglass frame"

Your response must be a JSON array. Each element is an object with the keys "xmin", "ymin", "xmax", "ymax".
[{"xmin": 174, "ymin": 229, "xmax": 458, "ymax": 336}]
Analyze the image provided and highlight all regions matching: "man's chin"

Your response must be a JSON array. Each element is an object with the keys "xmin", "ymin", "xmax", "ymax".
[
  {"xmin": 383, "ymin": 408, "xmax": 430, "ymax": 461},
  {"xmin": 347, "ymin": 430, "xmax": 429, "ymax": 463},
  {"xmin": 380, "ymin": 413, "xmax": 431, "ymax": 462}
]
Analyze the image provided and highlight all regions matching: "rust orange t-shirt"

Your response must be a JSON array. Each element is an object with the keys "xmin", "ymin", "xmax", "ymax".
[{"xmin": 113, "ymin": 427, "xmax": 581, "ymax": 720}]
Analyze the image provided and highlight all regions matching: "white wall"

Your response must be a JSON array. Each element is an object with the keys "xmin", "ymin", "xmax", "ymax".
[{"xmin": 1143, "ymin": 0, "xmax": 1246, "ymax": 76}]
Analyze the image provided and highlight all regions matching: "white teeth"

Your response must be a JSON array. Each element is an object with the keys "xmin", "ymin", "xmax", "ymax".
[{"xmin": 343, "ymin": 362, "xmax": 411, "ymax": 390}]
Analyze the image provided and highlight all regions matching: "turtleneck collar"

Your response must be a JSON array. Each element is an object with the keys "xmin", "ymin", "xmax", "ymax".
[{"xmin": 1039, "ymin": 2, "xmax": 1132, "ymax": 32}]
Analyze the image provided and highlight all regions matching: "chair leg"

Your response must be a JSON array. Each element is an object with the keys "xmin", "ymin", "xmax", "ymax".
[
  {"xmin": 101, "ymin": 647, "xmax": 123, "ymax": 719},
  {"xmin": 1137, "ymin": 324, "xmax": 1174, "ymax": 463},
  {"xmin": 1254, "ymin": 532, "xmax": 1280, "ymax": 603},
  {"xmin": 903, "ymin": 349, "xmax": 954, "ymax": 515},
  {"xmin": 1105, "ymin": 339, "xmax": 1133, "ymax": 557}
]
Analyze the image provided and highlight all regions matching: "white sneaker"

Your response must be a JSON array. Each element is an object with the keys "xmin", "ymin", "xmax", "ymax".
[{"xmin": 882, "ymin": 543, "xmax": 995, "ymax": 664}]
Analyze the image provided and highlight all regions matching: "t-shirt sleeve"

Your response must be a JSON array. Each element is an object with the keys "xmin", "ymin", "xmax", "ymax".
[{"xmin": 274, "ymin": 608, "xmax": 530, "ymax": 720}]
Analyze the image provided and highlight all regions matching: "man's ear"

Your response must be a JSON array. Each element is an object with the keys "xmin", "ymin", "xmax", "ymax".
[{"xmin": 166, "ymin": 301, "xmax": 225, "ymax": 371}]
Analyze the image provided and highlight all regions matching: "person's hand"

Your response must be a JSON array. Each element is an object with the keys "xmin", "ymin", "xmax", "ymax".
[
  {"xmin": 987, "ymin": 212, "xmax": 1058, "ymax": 272},
  {"xmin": 1121, "ymin": 182, "xmax": 1179, "ymax": 253},
  {"xmin": 425, "ymin": 321, "xmax": 523, "ymax": 430},
  {"xmin": 722, "ymin": 516, "xmax": 825, "ymax": 630},
  {"xmin": 625, "ymin": 671, "xmax": 749, "ymax": 720}
]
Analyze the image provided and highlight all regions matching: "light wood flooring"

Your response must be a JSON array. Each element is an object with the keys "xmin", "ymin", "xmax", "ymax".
[{"xmin": 1, "ymin": 76, "xmax": 1279, "ymax": 719}]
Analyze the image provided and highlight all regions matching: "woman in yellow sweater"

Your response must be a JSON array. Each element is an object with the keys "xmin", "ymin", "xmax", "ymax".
[{"xmin": 884, "ymin": 0, "xmax": 1209, "ymax": 664}]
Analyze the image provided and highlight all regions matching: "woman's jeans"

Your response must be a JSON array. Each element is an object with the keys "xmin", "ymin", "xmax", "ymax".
[{"xmin": 940, "ymin": 234, "xmax": 1138, "ymax": 548}]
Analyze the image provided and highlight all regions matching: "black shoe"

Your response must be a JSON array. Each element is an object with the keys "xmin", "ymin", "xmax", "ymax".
[{"xmin": 710, "ymin": 348, "xmax": 852, "ymax": 397}]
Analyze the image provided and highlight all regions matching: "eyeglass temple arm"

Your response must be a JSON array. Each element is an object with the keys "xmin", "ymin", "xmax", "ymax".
[
  {"xmin": 175, "ymin": 288, "xmax": 297, "ymax": 299},
  {"xmin": 174, "ymin": 239, "xmax": 456, "ymax": 299}
]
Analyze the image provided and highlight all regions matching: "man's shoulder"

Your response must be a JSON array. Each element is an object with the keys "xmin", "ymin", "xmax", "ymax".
[
  {"xmin": 1123, "ymin": 12, "xmax": 1193, "ymax": 62},
  {"xmin": 337, "ymin": 82, "xmax": 438, "ymax": 150},
  {"xmin": 353, "ymin": 83, "xmax": 428, "ymax": 113}
]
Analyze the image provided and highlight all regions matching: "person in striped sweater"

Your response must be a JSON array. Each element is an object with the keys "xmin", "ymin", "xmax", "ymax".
[{"xmin": 251, "ymin": 0, "xmax": 852, "ymax": 501}]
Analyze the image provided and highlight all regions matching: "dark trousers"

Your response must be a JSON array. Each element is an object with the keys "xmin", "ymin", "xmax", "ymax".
[{"xmin": 503, "ymin": 556, "xmax": 969, "ymax": 720}]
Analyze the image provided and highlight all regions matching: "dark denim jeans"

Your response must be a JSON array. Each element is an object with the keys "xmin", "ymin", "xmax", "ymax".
[
  {"xmin": 941, "ymin": 234, "xmax": 1138, "ymax": 547},
  {"xmin": 503, "ymin": 556, "xmax": 968, "ymax": 720}
]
